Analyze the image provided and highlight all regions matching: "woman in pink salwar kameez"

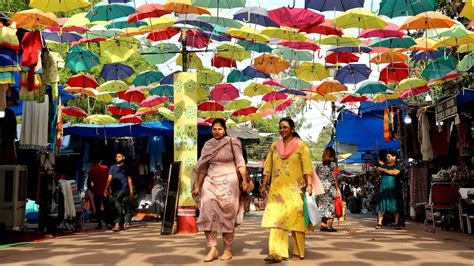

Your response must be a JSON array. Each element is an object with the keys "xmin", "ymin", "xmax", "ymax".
[{"xmin": 192, "ymin": 119, "xmax": 252, "ymax": 262}]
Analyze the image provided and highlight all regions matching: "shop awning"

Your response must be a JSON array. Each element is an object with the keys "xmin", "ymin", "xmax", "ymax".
[{"xmin": 359, "ymin": 99, "xmax": 405, "ymax": 114}]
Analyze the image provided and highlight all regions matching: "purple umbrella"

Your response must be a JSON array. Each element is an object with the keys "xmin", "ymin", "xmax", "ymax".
[
  {"xmin": 203, "ymin": 31, "xmax": 232, "ymax": 42},
  {"xmin": 279, "ymin": 89, "xmax": 307, "ymax": 96},
  {"xmin": 42, "ymin": 31, "xmax": 82, "ymax": 43},
  {"xmin": 329, "ymin": 46, "xmax": 372, "ymax": 53},
  {"xmin": 176, "ymin": 14, "xmax": 214, "ymax": 32},
  {"xmin": 159, "ymin": 71, "xmax": 182, "ymax": 85},
  {"xmin": 305, "ymin": 0, "xmax": 365, "ymax": 12},
  {"xmin": 101, "ymin": 63, "xmax": 135, "ymax": 81},
  {"xmin": 233, "ymin": 7, "xmax": 279, "ymax": 27},
  {"xmin": 242, "ymin": 66, "xmax": 270, "ymax": 79},
  {"xmin": 335, "ymin": 64, "xmax": 372, "ymax": 84}
]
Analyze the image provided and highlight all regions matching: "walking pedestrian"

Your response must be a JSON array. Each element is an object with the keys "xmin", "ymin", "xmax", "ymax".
[
  {"xmin": 259, "ymin": 117, "xmax": 313, "ymax": 262},
  {"xmin": 104, "ymin": 152, "xmax": 134, "ymax": 232},
  {"xmin": 87, "ymin": 158, "xmax": 111, "ymax": 229},
  {"xmin": 375, "ymin": 151, "xmax": 402, "ymax": 230},
  {"xmin": 316, "ymin": 147, "xmax": 341, "ymax": 232},
  {"xmin": 191, "ymin": 119, "xmax": 252, "ymax": 262}
]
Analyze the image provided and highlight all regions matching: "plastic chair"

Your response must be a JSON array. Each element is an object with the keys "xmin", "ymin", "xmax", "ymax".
[{"xmin": 424, "ymin": 183, "xmax": 460, "ymax": 233}]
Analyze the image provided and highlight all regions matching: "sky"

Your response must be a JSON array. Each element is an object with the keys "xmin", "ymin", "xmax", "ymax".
[{"xmin": 130, "ymin": 0, "xmax": 404, "ymax": 140}]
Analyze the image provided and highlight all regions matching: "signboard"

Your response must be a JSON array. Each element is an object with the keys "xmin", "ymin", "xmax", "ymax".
[
  {"xmin": 161, "ymin": 161, "xmax": 182, "ymax": 235},
  {"xmin": 435, "ymin": 96, "xmax": 457, "ymax": 122},
  {"xmin": 361, "ymin": 152, "xmax": 375, "ymax": 161}
]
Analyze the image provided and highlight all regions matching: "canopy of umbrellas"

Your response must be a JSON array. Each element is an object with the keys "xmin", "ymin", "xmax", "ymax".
[{"xmin": 5, "ymin": 0, "xmax": 474, "ymax": 124}]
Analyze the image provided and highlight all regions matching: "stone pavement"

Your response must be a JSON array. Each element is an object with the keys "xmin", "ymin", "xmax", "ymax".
[{"xmin": 0, "ymin": 213, "xmax": 473, "ymax": 265}]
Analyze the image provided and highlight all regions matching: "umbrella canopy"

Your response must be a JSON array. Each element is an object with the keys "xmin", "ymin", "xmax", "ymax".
[
  {"xmin": 233, "ymin": 7, "xmax": 278, "ymax": 27},
  {"xmin": 329, "ymin": 46, "xmax": 372, "ymax": 53},
  {"xmin": 295, "ymin": 62, "xmax": 330, "ymax": 81},
  {"xmin": 210, "ymin": 83, "xmax": 239, "ymax": 101},
  {"xmin": 399, "ymin": 12, "xmax": 456, "ymax": 30},
  {"xmin": 335, "ymin": 64, "xmax": 372, "ymax": 84},
  {"xmin": 163, "ymin": 0, "xmax": 211, "ymax": 15},
  {"xmin": 192, "ymin": 0, "xmax": 246, "ymax": 8},
  {"xmin": 302, "ymin": 19, "xmax": 343, "ymax": 36},
  {"xmin": 428, "ymin": 71, "xmax": 460, "ymax": 85},
  {"xmin": 318, "ymin": 35, "xmax": 362, "ymax": 46},
  {"xmin": 132, "ymin": 71, "xmax": 164, "ymax": 86},
  {"xmin": 242, "ymin": 66, "xmax": 270, "ymax": 79},
  {"xmin": 212, "ymin": 55, "xmax": 237, "ymax": 68},
  {"xmin": 101, "ymin": 63, "xmax": 135, "ymax": 81},
  {"xmin": 359, "ymin": 23, "xmax": 404, "ymax": 38},
  {"xmin": 341, "ymin": 94, "xmax": 368, "ymax": 103},
  {"xmin": 459, "ymin": 52, "xmax": 474, "ymax": 72},
  {"xmin": 355, "ymin": 81, "xmax": 389, "ymax": 94},
  {"xmin": 150, "ymin": 85, "xmax": 174, "ymax": 97},
  {"xmin": 84, "ymin": 115, "xmax": 118, "ymax": 125},
  {"xmin": 373, "ymin": 93, "xmax": 399, "ymax": 101},
  {"xmin": 42, "ymin": 31, "xmax": 82, "ymax": 43},
  {"xmin": 111, "ymin": 98, "xmax": 135, "ymax": 108},
  {"xmin": 422, "ymin": 55, "xmax": 457, "ymax": 80},
  {"xmin": 119, "ymin": 114, "xmax": 142, "ymax": 124},
  {"xmin": 197, "ymin": 69, "xmax": 223, "ymax": 86},
  {"xmin": 279, "ymin": 40, "xmax": 319, "ymax": 51},
  {"xmin": 260, "ymin": 27, "xmax": 307, "ymax": 41},
  {"xmin": 86, "ymin": 2, "xmax": 136, "ymax": 22},
  {"xmin": 67, "ymin": 74, "xmax": 99, "ymax": 88},
  {"xmin": 197, "ymin": 15, "xmax": 242, "ymax": 29},
  {"xmin": 267, "ymin": 7, "xmax": 324, "ymax": 30},
  {"xmin": 379, "ymin": 0, "xmax": 436, "ymax": 18},
  {"xmin": 325, "ymin": 52, "xmax": 359, "ymax": 64},
  {"xmin": 93, "ymin": 92, "xmax": 114, "ymax": 103},
  {"xmin": 176, "ymin": 53, "xmax": 203, "ymax": 70},
  {"xmin": 273, "ymin": 47, "xmax": 313, "ymax": 61},
  {"xmin": 379, "ymin": 62, "xmax": 410, "ymax": 83},
  {"xmin": 397, "ymin": 85, "xmax": 430, "ymax": 98},
  {"xmin": 232, "ymin": 106, "xmax": 258, "ymax": 117},
  {"xmin": 119, "ymin": 87, "xmax": 146, "ymax": 103},
  {"xmin": 106, "ymin": 18, "xmax": 146, "ymax": 29},
  {"xmin": 227, "ymin": 69, "xmax": 252, "ymax": 82},
  {"xmin": 198, "ymin": 101, "xmax": 224, "ymax": 111},
  {"xmin": 100, "ymin": 37, "xmax": 138, "ymax": 63},
  {"xmin": 175, "ymin": 14, "xmax": 214, "ymax": 31},
  {"xmin": 30, "ymin": 0, "xmax": 90, "ymax": 12},
  {"xmin": 306, "ymin": 0, "xmax": 364, "ymax": 12},
  {"xmin": 313, "ymin": 80, "xmax": 347, "ymax": 94},
  {"xmin": 228, "ymin": 26, "xmax": 269, "ymax": 43},
  {"xmin": 65, "ymin": 46, "xmax": 99, "ymax": 73},
  {"xmin": 310, "ymin": 94, "xmax": 338, "ymax": 101},
  {"xmin": 141, "ymin": 95, "xmax": 168, "ymax": 107},
  {"xmin": 334, "ymin": 9, "xmax": 387, "ymax": 29},
  {"xmin": 281, "ymin": 77, "xmax": 311, "ymax": 89},
  {"xmin": 107, "ymin": 105, "xmax": 136, "ymax": 116},
  {"xmin": 263, "ymin": 79, "xmax": 287, "ymax": 88},
  {"xmin": 413, "ymin": 49, "xmax": 450, "ymax": 61},
  {"xmin": 253, "ymin": 54, "xmax": 288, "ymax": 74},
  {"xmin": 127, "ymin": 4, "xmax": 171, "ymax": 23},
  {"xmin": 396, "ymin": 77, "xmax": 427, "ymax": 91},
  {"xmin": 98, "ymin": 80, "xmax": 129, "ymax": 92},
  {"xmin": 262, "ymin": 91, "xmax": 287, "ymax": 102},
  {"xmin": 369, "ymin": 36, "xmax": 416, "ymax": 49},
  {"xmin": 147, "ymin": 27, "xmax": 180, "ymax": 41},
  {"xmin": 9, "ymin": 8, "xmax": 59, "ymax": 28},
  {"xmin": 225, "ymin": 99, "xmax": 251, "ymax": 110},
  {"xmin": 244, "ymin": 83, "xmax": 272, "ymax": 97},
  {"xmin": 62, "ymin": 106, "xmax": 88, "ymax": 118},
  {"xmin": 370, "ymin": 51, "xmax": 407, "ymax": 64},
  {"xmin": 141, "ymin": 43, "xmax": 180, "ymax": 65},
  {"xmin": 216, "ymin": 43, "xmax": 250, "ymax": 61}
]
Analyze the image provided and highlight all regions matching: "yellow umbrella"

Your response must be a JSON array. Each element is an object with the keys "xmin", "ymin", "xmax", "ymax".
[
  {"xmin": 137, "ymin": 104, "xmax": 164, "ymax": 114},
  {"xmin": 410, "ymin": 37, "xmax": 439, "ymax": 51},
  {"xmin": 120, "ymin": 27, "xmax": 150, "ymax": 37},
  {"xmin": 98, "ymin": 80, "xmax": 128, "ymax": 92},
  {"xmin": 198, "ymin": 111, "xmax": 226, "ymax": 118},
  {"xmin": 10, "ymin": 8, "xmax": 59, "ymax": 28},
  {"xmin": 225, "ymin": 99, "xmax": 251, "ymax": 110},
  {"xmin": 258, "ymin": 100, "xmax": 286, "ymax": 110},
  {"xmin": 317, "ymin": 35, "xmax": 362, "ymax": 46},
  {"xmin": 434, "ymin": 33, "xmax": 474, "ymax": 48},
  {"xmin": 373, "ymin": 93, "xmax": 399, "ymax": 101},
  {"xmin": 139, "ymin": 16, "xmax": 176, "ymax": 32},
  {"xmin": 83, "ymin": 115, "xmax": 117, "ymax": 125},
  {"xmin": 458, "ymin": 44, "xmax": 474, "ymax": 53},
  {"xmin": 216, "ymin": 43, "xmax": 251, "ymax": 62},
  {"xmin": 334, "ymin": 8, "xmax": 387, "ymax": 29},
  {"xmin": 163, "ymin": 0, "xmax": 210, "ymax": 15},
  {"xmin": 461, "ymin": 0, "xmax": 474, "ymax": 20},
  {"xmin": 177, "ymin": 53, "xmax": 203, "ymax": 70},
  {"xmin": 244, "ymin": 83, "xmax": 272, "ymax": 97},
  {"xmin": 63, "ymin": 12, "xmax": 90, "ymax": 28},
  {"xmin": 64, "ymin": 87, "xmax": 96, "ymax": 97},
  {"xmin": 29, "ymin": 0, "xmax": 90, "ymax": 13},
  {"xmin": 310, "ymin": 93, "xmax": 337, "ymax": 101},
  {"xmin": 227, "ymin": 26, "xmax": 269, "ymax": 43},
  {"xmin": 196, "ymin": 88, "xmax": 209, "ymax": 102},
  {"xmin": 100, "ymin": 37, "xmax": 138, "ymax": 63},
  {"xmin": 92, "ymin": 92, "xmax": 114, "ymax": 103},
  {"xmin": 261, "ymin": 27, "xmax": 307, "ymax": 41},
  {"xmin": 158, "ymin": 107, "xmax": 174, "ymax": 121},
  {"xmin": 295, "ymin": 62, "xmax": 330, "ymax": 81},
  {"xmin": 239, "ymin": 112, "xmax": 263, "ymax": 123},
  {"xmin": 396, "ymin": 77, "xmax": 427, "ymax": 91}
]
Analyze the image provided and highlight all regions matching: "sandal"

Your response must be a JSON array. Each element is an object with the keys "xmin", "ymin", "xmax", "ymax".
[
  {"xmin": 291, "ymin": 255, "xmax": 304, "ymax": 260},
  {"xmin": 375, "ymin": 224, "xmax": 382, "ymax": 229},
  {"xmin": 328, "ymin": 228, "xmax": 337, "ymax": 232},
  {"xmin": 394, "ymin": 224, "xmax": 402, "ymax": 230},
  {"xmin": 264, "ymin": 255, "xmax": 282, "ymax": 263},
  {"xmin": 320, "ymin": 226, "xmax": 329, "ymax": 232}
]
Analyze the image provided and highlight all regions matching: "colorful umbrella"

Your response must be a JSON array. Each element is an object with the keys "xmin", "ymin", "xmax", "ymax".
[
  {"xmin": 318, "ymin": 35, "xmax": 362, "ymax": 46},
  {"xmin": 379, "ymin": 62, "xmax": 409, "ymax": 83},
  {"xmin": 228, "ymin": 26, "xmax": 269, "ymax": 43},
  {"xmin": 413, "ymin": 49, "xmax": 450, "ymax": 61},
  {"xmin": 62, "ymin": 106, "xmax": 87, "ymax": 118},
  {"xmin": 267, "ymin": 7, "xmax": 324, "ymax": 30},
  {"xmin": 399, "ymin": 12, "xmax": 456, "ymax": 30},
  {"xmin": 359, "ymin": 23, "xmax": 404, "ymax": 38},
  {"xmin": 198, "ymin": 111, "xmax": 226, "ymax": 119},
  {"xmin": 373, "ymin": 93, "xmax": 399, "ymax": 102},
  {"xmin": 140, "ymin": 16, "xmax": 176, "ymax": 31},
  {"xmin": 334, "ymin": 9, "xmax": 387, "ymax": 29},
  {"xmin": 236, "ymin": 40, "xmax": 272, "ymax": 53},
  {"xmin": 262, "ymin": 91, "xmax": 287, "ymax": 102},
  {"xmin": 111, "ymin": 98, "xmax": 135, "ymax": 109},
  {"xmin": 141, "ymin": 95, "xmax": 168, "ymax": 107},
  {"xmin": 97, "ymin": 80, "xmax": 128, "ymax": 92},
  {"xmin": 106, "ymin": 18, "xmax": 146, "ymax": 30},
  {"xmin": 253, "ymin": 54, "xmax": 288, "ymax": 74},
  {"xmin": 341, "ymin": 94, "xmax": 368, "ymax": 103},
  {"xmin": 329, "ymin": 46, "xmax": 372, "ymax": 53},
  {"xmin": 42, "ymin": 31, "xmax": 82, "ymax": 43},
  {"xmin": 100, "ymin": 37, "xmax": 138, "ymax": 63},
  {"xmin": 261, "ymin": 27, "xmax": 307, "ymax": 41},
  {"xmin": 259, "ymin": 100, "xmax": 286, "ymax": 110},
  {"xmin": 273, "ymin": 47, "xmax": 313, "ymax": 61},
  {"xmin": 177, "ymin": 53, "xmax": 203, "ymax": 70},
  {"xmin": 355, "ymin": 81, "xmax": 389, "ymax": 95},
  {"xmin": 158, "ymin": 107, "xmax": 175, "ymax": 121},
  {"xmin": 225, "ymin": 99, "xmax": 251, "ymax": 110},
  {"xmin": 227, "ymin": 69, "xmax": 252, "ymax": 82},
  {"xmin": 210, "ymin": 84, "xmax": 239, "ymax": 101},
  {"xmin": 378, "ymin": 0, "xmax": 436, "ymax": 18},
  {"xmin": 422, "ymin": 55, "xmax": 457, "ymax": 80},
  {"xmin": 142, "ymin": 44, "xmax": 180, "ymax": 65},
  {"xmin": 279, "ymin": 40, "xmax": 319, "ymax": 51},
  {"xmin": 179, "ymin": 29, "xmax": 211, "ymax": 49},
  {"xmin": 30, "ymin": 0, "xmax": 90, "ymax": 12},
  {"xmin": 395, "ymin": 77, "xmax": 427, "ymax": 91},
  {"xmin": 309, "ymin": 93, "xmax": 338, "ymax": 101},
  {"xmin": 397, "ymin": 85, "xmax": 430, "ymax": 98},
  {"xmin": 150, "ymin": 85, "xmax": 174, "ymax": 97},
  {"xmin": 67, "ymin": 74, "xmax": 99, "ymax": 88},
  {"xmin": 86, "ymin": 2, "xmax": 136, "ymax": 22},
  {"xmin": 279, "ymin": 88, "xmax": 307, "ymax": 96},
  {"xmin": 84, "ymin": 115, "xmax": 117, "ymax": 125},
  {"xmin": 335, "ymin": 64, "xmax": 372, "ymax": 84},
  {"xmin": 313, "ymin": 80, "xmax": 347, "ymax": 94},
  {"xmin": 325, "ymin": 52, "xmax": 359, "ymax": 64},
  {"xmin": 163, "ymin": 0, "xmax": 211, "ymax": 15},
  {"xmin": 119, "ymin": 114, "xmax": 142, "ymax": 124},
  {"xmin": 93, "ymin": 92, "xmax": 114, "ymax": 103},
  {"xmin": 244, "ymin": 83, "xmax": 272, "ymax": 97},
  {"xmin": 263, "ymin": 79, "xmax": 287, "ymax": 88},
  {"xmin": 369, "ymin": 36, "xmax": 416, "ymax": 48},
  {"xmin": 101, "ymin": 63, "xmax": 135, "ymax": 81},
  {"xmin": 127, "ymin": 4, "xmax": 171, "ymax": 23},
  {"xmin": 302, "ymin": 19, "xmax": 343, "ymax": 36},
  {"xmin": 239, "ymin": 112, "xmax": 264, "ymax": 123},
  {"xmin": 175, "ymin": 14, "xmax": 213, "ymax": 31},
  {"xmin": 136, "ymin": 106, "xmax": 159, "ymax": 117},
  {"xmin": 86, "ymin": 25, "xmax": 123, "ymax": 39},
  {"xmin": 63, "ymin": 12, "xmax": 89, "ymax": 29},
  {"xmin": 216, "ymin": 43, "xmax": 250, "ymax": 61},
  {"xmin": 198, "ymin": 101, "xmax": 224, "ymax": 111},
  {"xmin": 281, "ymin": 77, "xmax": 311, "ymax": 89},
  {"xmin": 242, "ymin": 66, "xmax": 270, "ymax": 79},
  {"xmin": 9, "ymin": 8, "xmax": 59, "ymax": 28},
  {"xmin": 232, "ymin": 106, "xmax": 257, "ymax": 117},
  {"xmin": 107, "ymin": 105, "xmax": 136, "ymax": 116},
  {"xmin": 197, "ymin": 69, "xmax": 223, "ymax": 86},
  {"xmin": 212, "ymin": 55, "xmax": 237, "ymax": 68},
  {"xmin": 192, "ymin": 0, "xmax": 246, "ymax": 8},
  {"xmin": 428, "ymin": 71, "xmax": 460, "ymax": 85},
  {"xmin": 147, "ymin": 27, "xmax": 180, "ymax": 41},
  {"xmin": 132, "ymin": 71, "xmax": 164, "ymax": 86},
  {"xmin": 295, "ymin": 62, "xmax": 330, "ymax": 81},
  {"xmin": 119, "ymin": 87, "xmax": 146, "ymax": 103},
  {"xmin": 197, "ymin": 15, "xmax": 242, "ymax": 29},
  {"xmin": 305, "ymin": 0, "xmax": 364, "ymax": 11},
  {"xmin": 233, "ymin": 7, "xmax": 278, "ymax": 27},
  {"xmin": 370, "ymin": 51, "xmax": 407, "ymax": 64},
  {"xmin": 459, "ymin": 52, "xmax": 474, "ymax": 72},
  {"xmin": 65, "ymin": 46, "xmax": 99, "ymax": 73}
]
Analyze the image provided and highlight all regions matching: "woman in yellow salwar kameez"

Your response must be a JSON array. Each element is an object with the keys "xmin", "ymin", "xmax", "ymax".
[{"xmin": 260, "ymin": 117, "xmax": 313, "ymax": 263}]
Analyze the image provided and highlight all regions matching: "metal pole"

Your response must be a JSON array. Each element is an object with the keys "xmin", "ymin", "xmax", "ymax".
[{"xmin": 181, "ymin": 30, "xmax": 188, "ymax": 72}]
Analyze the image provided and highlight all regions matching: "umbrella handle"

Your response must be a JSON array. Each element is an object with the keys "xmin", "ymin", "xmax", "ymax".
[
  {"xmin": 243, "ymin": 10, "xmax": 251, "ymax": 23},
  {"xmin": 317, "ymin": 49, "xmax": 323, "ymax": 59},
  {"xmin": 288, "ymin": 0, "xmax": 296, "ymax": 9},
  {"xmin": 370, "ymin": 0, "xmax": 379, "ymax": 13}
]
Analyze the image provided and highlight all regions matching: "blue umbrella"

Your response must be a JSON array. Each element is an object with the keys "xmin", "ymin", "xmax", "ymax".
[
  {"xmin": 227, "ymin": 69, "xmax": 253, "ymax": 83},
  {"xmin": 329, "ymin": 46, "xmax": 372, "ymax": 53},
  {"xmin": 413, "ymin": 49, "xmax": 450, "ymax": 61},
  {"xmin": 203, "ymin": 30, "xmax": 232, "ymax": 42},
  {"xmin": 335, "ymin": 64, "xmax": 372, "ymax": 84},
  {"xmin": 242, "ymin": 66, "xmax": 270, "ymax": 79},
  {"xmin": 279, "ymin": 89, "xmax": 307, "ymax": 96},
  {"xmin": 86, "ymin": 2, "xmax": 136, "ymax": 22},
  {"xmin": 42, "ymin": 31, "xmax": 82, "ymax": 43},
  {"xmin": 101, "ymin": 63, "xmax": 135, "ymax": 81},
  {"xmin": 306, "ymin": 0, "xmax": 365, "ymax": 11},
  {"xmin": 160, "ymin": 71, "xmax": 182, "ymax": 85},
  {"xmin": 176, "ymin": 14, "xmax": 214, "ymax": 32},
  {"xmin": 233, "ymin": 7, "xmax": 279, "ymax": 27}
]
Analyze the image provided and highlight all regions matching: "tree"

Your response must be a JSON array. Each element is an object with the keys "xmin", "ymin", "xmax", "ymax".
[{"xmin": 307, "ymin": 124, "xmax": 332, "ymax": 161}]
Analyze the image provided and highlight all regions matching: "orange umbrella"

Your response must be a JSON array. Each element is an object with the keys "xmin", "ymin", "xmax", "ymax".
[
  {"xmin": 253, "ymin": 54, "xmax": 288, "ymax": 74},
  {"xmin": 64, "ymin": 87, "xmax": 96, "ymax": 97},
  {"xmin": 163, "ymin": 0, "xmax": 210, "ymax": 15},
  {"xmin": 399, "ymin": 12, "xmax": 456, "ymax": 30},
  {"xmin": 370, "ymin": 51, "xmax": 407, "ymax": 64},
  {"xmin": 313, "ymin": 80, "xmax": 347, "ymax": 95},
  {"xmin": 9, "ymin": 8, "xmax": 59, "ymax": 28}
]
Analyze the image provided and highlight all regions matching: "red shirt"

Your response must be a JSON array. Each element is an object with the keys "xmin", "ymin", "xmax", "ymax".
[{"xmin": 88, "ymin": 164, "xmax": 109, "ymax": 195}]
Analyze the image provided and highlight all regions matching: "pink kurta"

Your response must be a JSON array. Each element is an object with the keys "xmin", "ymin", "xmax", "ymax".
[{"xmin": 196, "ymin": 137, "xmax": 246, "ymax": 233}]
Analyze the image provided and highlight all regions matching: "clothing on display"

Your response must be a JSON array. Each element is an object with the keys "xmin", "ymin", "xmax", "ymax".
[
  {"xmin": 418, "ymin": 111, "xmax": 433, "ymax": 161},
  {"xmin": 0, "ymin": 26, "xmax": 20, "ymax": 50},
  {"xmin": 148, "ymin": 136, "xmax": 166, "ymax": 171},
  {"xmin": 20, "ymin": 95, "xmax": 49, "ymax": 151},
  {"xmin": 0, "ymin": 47, "xmax": 20, "ymax": 72},
  {"xmin": 58, "ymin": 179, "xmax": 76, "ymax": 220},
  {"xmin": 409, "ymin": 166, "xmax": 429, "ymax": 207}
]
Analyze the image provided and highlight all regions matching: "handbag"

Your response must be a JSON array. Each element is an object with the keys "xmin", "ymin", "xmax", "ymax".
[
  {"xmin": 335, "ymin": 194, "xmax": 343, "ymax": 218},
  {"xmin": 229, "ymin": 137, "xmax": 254, "ymax": 194}
]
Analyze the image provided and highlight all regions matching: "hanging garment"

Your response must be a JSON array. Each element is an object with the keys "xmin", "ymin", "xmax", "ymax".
[
  {"xmin": 20, "ymin": 95, "xmax": 49, "ymax": 151},
  {"xmin": 0, "ymin": 83, "xmax": 7, "ymax": 109},
  {"xmin": 0, "ymin": 47, "xmax": 20, "ymax": 72},
  {"xmin": 58, "ymin": 179, "xmax": 76, "ymax": 220},
  {"xmin": 19, "ymin": 71, "xmax": 44, "ymax": 102},
  {"xmin": 150, "ymin": 184, "xmax": 164, "ymax": 214},
  {"xmin": 0, "ymin": 26, "xmax": 20, "ymax": 50},
  {"xmin": 41, "ymin": 50, "xmax": 63, "ymax": 84},
  {"xmin": 0, "ymin": 72, "xmax": 14, "ymax": 84},
  {"xmin": 418, "ymin": 112, "xmax": 433, "ymax": 161},
  {"xmin": 409, "ymin": 167, "xmax": 429, "ymax": 207},
  {"xmin": 148, "ymin": 136, "xmax": 166, "ymax": 171},
  {"xmin": 21, "ymin": 31, "xmax": 43, "ymax": 91}
]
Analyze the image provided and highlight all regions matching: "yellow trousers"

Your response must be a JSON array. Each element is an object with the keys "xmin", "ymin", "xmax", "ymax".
[{"xmin": 269, "ymin": 228, "xmax": 305, "ymax": 259}]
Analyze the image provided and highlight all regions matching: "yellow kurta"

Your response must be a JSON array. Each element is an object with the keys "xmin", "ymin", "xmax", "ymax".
[{"xmin": 261, "ymin": 141, "xmax": 313, "ymax": 232}]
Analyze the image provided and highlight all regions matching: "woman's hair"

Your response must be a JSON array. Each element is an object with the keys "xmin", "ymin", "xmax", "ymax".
[
  {"xmin": 386, "ymin": 150, "xmax": 398, "ymax": 159},
  {"xmin": 378, "ymin": 149, "xmax": 388, "ymax": 163},
  {"xmin": 279, "ymin": 117, "xmax": 300, "ymax": 138},
  {"xmin": 322, "ymin": 147, "xmax": 336, "ymax": 165},
  {"xmin": 211, "ymin": 118, "xmax": 227, "ymax": 136}
]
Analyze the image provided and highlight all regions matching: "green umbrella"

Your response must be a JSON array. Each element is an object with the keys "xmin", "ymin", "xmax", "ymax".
[
  {"xmin": 86, "ymin": 2, "xmax": 136, "ymax": 22},
  {"xmin": 106, "ymin": 18, "xmax": 146, "ymax": 29},
  {"xmin": 141, "ymin": 43, "xmax": 179, "ymax": 65},
  {"xmin": 237, "ymin": 40, "xmax": 272, "ymax": 53},
  {"xmin": 132, "ymin": 70, "xmax": 165, "ymax": 86},
  {"xmin": 198, "ymin": 69, "xmax": 224, "ymax": 86},
  {"xmin": 355, "ymin": 81, "xmax": 389, "ymax": 95},
  {"xmin": 65, "ymin": 46, "xmax": 100, "ymax": 73},
  {"xmin": 149, "ymin": 85, "xmax": 174, "ymax": 97},
  {"xmin": 111, "ymin": 98, "xmax": 136, "ymax": 109},
  {"xmin": 425, "ymin": 23, "xmax": 470, "ymax": 38},
  {"xmin": 192, "ymin": 0, "xmax": 246, "ymax": 8},
  {"xmin": 83, "ymin": 114, "xmax": 117, "ymax": 125},
  {"xmin": 378, "ymin": 0, "xmax": 436, "ymax": 18},
  {"xmin": 197, "ymin": 15, "xmax": 242, "ymax": 29},
  {"xmin": 422, "ymin": 55, "xmax": 457, "ymax": 80},
  {"xmin": 86, "ymin": 25, "xmax": 123, "ymax": 39},
  {"xmin": 369, "ymin": 36, "xmax": 416, "ymax": 49},
  {"xmin": 281, "ymin": 77, "xmax": 311, "ymax": 89},
  {"xmin": 459, "ymin": 52, "xmax": 474, "ymax": 72},
  {"xmin": 273, "ymin": 47, "xmax": 313, "ymax": 61},
  {"xmin": 227, "ymin": 69, "xmax": 253, "ymax": 83}
]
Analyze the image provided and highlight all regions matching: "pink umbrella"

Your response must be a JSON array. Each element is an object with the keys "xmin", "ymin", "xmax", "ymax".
[
  {"xmin": 359, "ymin": 23, "xmax": 405, "ymax": 38},
  {"xmin": 62, "ymin": 106, "xmax": 87, "ymax": 118},
  {"xmin": 140, "ymin": 95, "xmax": 168, "ymax": 107},
  {"xmin": 119, "ymin": 114, "xmax": 142, "ymax": 124},
  {"xmin": 198, "ymin": 101, "xmax": 224, "ymax": 111},
  {"xmin": 268, "ymin": 7, "xmax": 324, "ymax": 30},
  {"xmin": 276, "ymin": 99, "xmax": 292, "ymax": 111},
  {"xmin": 198, "ymin": 118, "xmax": 211, "ymax": 126},
  {"xmin": 210, "ymin": 84, "xmax": 239, "ymax": 101},
  {"xmin": 168, "ymin": 103, "xmax": 174, "ymax": 110},
  {"xmin": 46, "ymin": 18, "xmax": 89, "ymax": 33},
  {"xmin": 119, "ymin": 87, "xmax": 146, "ymax": 103},
  {"xmin": 263, "ymin": 79, "xmax": 287, "ymax": 88},
  {"xmin": 231, "ymin": 106, "xmax": 257, "ymax": 117},
  {"xmin": 179, "ymin": 29, "xmax": 210, "ymax": 49},
  {"xmin": 279, "ymin": 40, "xmax": 320, "ymax": 51},
  {"xmin": 107, "ymin": 105, "xmax": 136, "ymax": 116},
  {"xmin": 262, "ymin": 91, "xmax": 287, "ymax": 102},
  {"xmin": 397, "ymin": 86, "xmax": 430, "ymax": 98}
]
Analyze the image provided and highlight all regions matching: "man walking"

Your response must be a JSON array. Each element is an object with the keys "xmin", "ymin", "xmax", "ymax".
[
  {"xmin": 87, "ymin": 158, "xmax": 110, "ymax": 229},
  {"xmin": 105, "ymin": 152, "xmax": 134, "ymax": 232}
]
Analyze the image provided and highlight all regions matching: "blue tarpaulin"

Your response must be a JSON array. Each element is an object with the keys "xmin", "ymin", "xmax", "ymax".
[{"xmin": 359, "ymin": 99, "xmax": 405, "ymax": 114}]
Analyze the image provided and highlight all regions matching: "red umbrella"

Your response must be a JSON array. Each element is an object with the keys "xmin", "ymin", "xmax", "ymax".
[
  {"xmin": 268, "ymin": 7, "xmax": 324, "ymax": 30},
  {"xmin": 62, "ymin": 106, "xmax": 87, "ymax": 118},
  {"xmin": 67, "ymin": 74, "xmax": 99, "ymax": 88},
  {"xmin": 198, "ymin": 101, "xmax": 224, "ymax": 111},
  {"xmin": 119, "ymin": 114, "xmax": 142, "ymax": 124},
  {"xmin": 263, "ymin": 79, "xmax": 287, "ymax": 88},
  {"xmin": 276, "ymin": 99, "xmax": 292, "ymax": 111},
  {"xmin": 279, "ymin": 40, "xmax": 320, "ymax": 51},
  {"xmin": 147, "ymin": 27, "xmax": 180, "ymax": 41},
  {"xmin": 204, "ymin": 117, "xmax": 215, "ymax": 124},
  {"xmin": 379, "ymin": 62, "xmax": 410, "ymax": 83},
  {"xmin": 428, "ymin": 71, "xmax": 460, "ymax": 84},
  {"xmin": 359, "ymin": 23, "xmax": 404, "ymax": 38},
  {"xmin": 118, "ymin": 87, "xmax": 146, "ymax": 103},
  {"xmin": 325, "ymin": 52, "xmax": 359, "ymax": 64},
  {"xmin": 232, "ymin": 106, "xmax": 257, "ymax": 117},
  {"xmin": 107, "ymin": 105, "xmax": 136, "ymax": 116},
  {"xmin": 341, "ymin": 95, "xmax": 368, "ymax": 103},
  {"xmin": 398, "ymin": 85, "xmax": 430, "ymax": 98},
  {"xmin": 168, "ymin": 103, "xmax": 174, "ymax": 110},
  {"xmin": 46, "ymin": 18, "xmax": 88, "ymax": 33},
  {"xmin": 302, "ymin": 19, "xmax": 343, "ymax": 36},
  {"xmin": 127, "ymin": 4, "xmax": 171, "ymax": 23},
  {"xmin": 141, "ymin": 95, "xmax": 168, "ymax": 107},
  {"xmin": 136, "ymin": 109, "xmax": 158, "ymax": 116},
  {"xmin": 210, "ymin": 84, "xmax": 239, "ymax": 101},
  {"xmin": 179, "ymin": 29, "xmax": 210, "ymax": 49},
  {"xmin": 262, "ymin": 91, "xmax": 287, "ymax": 102},
  {"xmin": 211, "ymin": 55, "xmax": 237, "ymax": 68}
]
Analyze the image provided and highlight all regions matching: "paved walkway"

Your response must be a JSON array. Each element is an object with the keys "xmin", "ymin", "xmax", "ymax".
[{"xmin": 0, "ymin": 213, "xmax": 473, "ymax": 265}]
